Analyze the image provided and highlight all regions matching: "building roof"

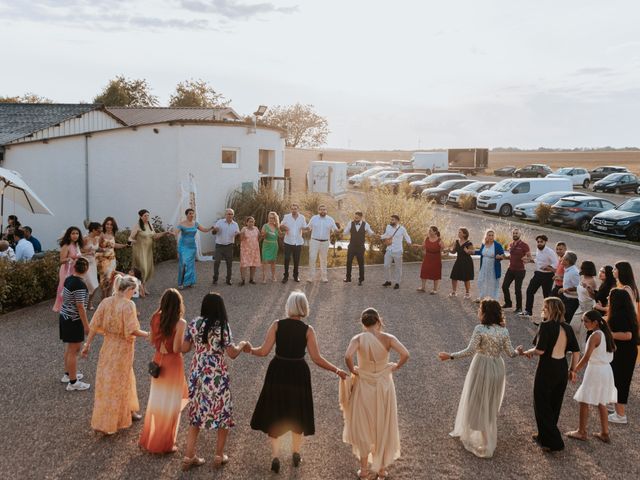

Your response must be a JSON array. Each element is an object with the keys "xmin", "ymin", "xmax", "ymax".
[
  {"xmin": 106, "ymin": 106, "xmax": 241, "ymax": 125},
  {"xmin": 0, "ymin": 103, "xmax": 105, "ymax": 145}
]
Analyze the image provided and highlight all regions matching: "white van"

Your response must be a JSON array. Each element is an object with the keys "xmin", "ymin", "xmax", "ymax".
[{"xmin": 476, "ymin": 178, "xmax": 573, "ymax": 216}]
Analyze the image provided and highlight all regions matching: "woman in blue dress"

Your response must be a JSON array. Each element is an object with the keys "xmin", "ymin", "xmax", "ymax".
[{"xmin": 173, "ymin": 209, "xmax": 212, "ymax": 289}]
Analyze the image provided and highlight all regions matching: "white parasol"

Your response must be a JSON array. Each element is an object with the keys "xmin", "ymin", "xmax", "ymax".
[{"xmin": 0, "ymin": 167, "xmax": 54, "ymax": 235}]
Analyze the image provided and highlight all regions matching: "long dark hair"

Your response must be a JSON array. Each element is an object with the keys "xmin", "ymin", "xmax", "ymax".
[
  {"xmin": 480, "ymin": 298, "xmax": 504, "ymax": 326},
  {"xmin": 138, "ymin": 209, "xmax": 149, "ymax": 230},
  {"xmin": 607, "ymin": 288, "xmax": 639, "ymax": 344},
  {"xmin": 199, "ymin": 293, "xmax": 230, "ymax": 347},
  {"xmin": 615, "ymin": 261, "xmax": 639, "ymax": 302},
  {"xmin": 597, "ymin": 265, "xmax": 616, "ymax": 304},
  {"xmin": 583, "ymin": 310, "xmax": 616, "ymax": 353},
  {"xmin": 60, "ymin": 226, "xmax": 83, "ymax": 248},
  {"xmin": 157, "ymin": 288, "xmax": 184, "ymax": 339},
  {"xmin": 102, "ymin": 216, "xmax": 118, "ymax": 234}
]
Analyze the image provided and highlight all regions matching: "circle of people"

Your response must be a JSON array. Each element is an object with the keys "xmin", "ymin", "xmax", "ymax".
[{"xmin": 50, "ymin": 204, "xmax": 639, "ymax": 478}]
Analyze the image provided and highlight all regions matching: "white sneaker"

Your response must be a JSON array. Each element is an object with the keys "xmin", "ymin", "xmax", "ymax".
[
  {"xmin": 608, "ymin": 413, "xmax": 628, "ymax": 424},
  {"xmin": 61, "ymin": 373, "xmax": 83, "ymax": 383},
  {"xmin": 66, "ymin": 380, "xmax": 91, "ymax": 391}
]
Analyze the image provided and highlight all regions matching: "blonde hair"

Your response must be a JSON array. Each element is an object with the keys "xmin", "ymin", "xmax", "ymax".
[
  {"xmin": 268, "ymin": 211, "xmax": 280, "ymax": 229},
  {"xmin": 112, "ymin": 274, "xmax": 138, "ymax": 295},
  {"xmin": 285, "ymin": 290, "xmax": 309, "ymax": 318},
  {"xmin": 543, "ymin": 297, "xmax": 565, "ymax": 322}
]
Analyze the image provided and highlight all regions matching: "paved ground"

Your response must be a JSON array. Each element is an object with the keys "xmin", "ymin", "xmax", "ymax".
[{"xmin": 0, "ymin": 214, "xmax": 638, "ymax": 480}]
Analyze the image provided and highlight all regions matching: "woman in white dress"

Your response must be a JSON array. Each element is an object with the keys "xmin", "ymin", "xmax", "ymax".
[
  {"xmin": 438, "ymin": 299, "xmax": 523, "ymax": 458},
  {"xmin": 82, "ymin": 222, "xmax": 102, "ymax": 310},
  {"xmin": 475, "ymin": 230, "xmax": 505, "ymax": 302},
  {"xmin": 341, "ymin": 308, "xmax": 409, "ymax": 480},
  {"xmin": 566, "ymin": 310, "xmax": 617, "ymax": 443}
]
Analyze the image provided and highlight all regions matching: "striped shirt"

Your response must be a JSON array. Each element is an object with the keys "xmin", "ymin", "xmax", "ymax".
[{"xmin": 60, "ymin": 276, "xmax": 88, "ymax": 322}]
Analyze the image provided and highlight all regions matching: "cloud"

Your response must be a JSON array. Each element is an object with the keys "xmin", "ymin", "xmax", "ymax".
[
  {"xmin": 181, "ymin": 0, "xmax": 298, "ymax": 19},
  {"xmin": 572, "ymin": 67, "xmax": 615, "ymax": 76}
]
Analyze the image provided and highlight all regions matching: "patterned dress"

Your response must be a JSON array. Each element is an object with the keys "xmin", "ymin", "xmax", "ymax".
[
  {"xmin": 240, "ymin": 227, "xmax": 261, "ymax": 268},
  {"xmin": 97, "ymin": 235, "xmax": 117, "ymax": 292},
  {"xmin": 185, "ymin": 317, "xmax": 235, "ymax": 429}
]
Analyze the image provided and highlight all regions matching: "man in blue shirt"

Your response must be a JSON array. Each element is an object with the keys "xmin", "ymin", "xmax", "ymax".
[{"xmin": 23, "ymin": 226, "xmax": 42, "ymax": 253}]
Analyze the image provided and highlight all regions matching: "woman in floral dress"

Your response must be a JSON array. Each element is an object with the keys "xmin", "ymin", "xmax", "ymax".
[
  {"xmin": 97, "ymin": 217, "xmax": 127, "ymax": 300},
  {"xmin": 181, "ymin": 293, "xmax": 248, "ymax": 471},
  {"xmin": 239, "ymin": 216, "xmax": 261, "ymax": 286}
]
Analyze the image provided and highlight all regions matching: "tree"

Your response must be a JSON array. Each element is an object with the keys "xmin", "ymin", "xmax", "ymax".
[
  {"xmin": 93, "ymin": 76, "xmax": 159, "ymax": 107},
  {"xmin": 0, "ymin": 93, "xmax": 53, "ymax": 103},
  {"xmin": 169, "ymin": 79, "xmax": 230, "ymax": 108},
  {"xmin": 262, "ymin": 103, "xmax": 329, "ymax": 148}
]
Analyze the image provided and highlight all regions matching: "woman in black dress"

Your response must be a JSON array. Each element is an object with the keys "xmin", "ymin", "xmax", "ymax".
[
  {"xmin": 523, "ymin": 297, "xmax": 580, "ymax": 452},
  {"xmin": 607, "ymin": 288, "xmax": 639, "ymax": 424},
  {"xmin": 249, "ymin": 291, "xmax": 347, "ymax": 474},
  {"xmin": 449, "ymin": 227, "xmax": 474, "ymax": 298},
  {"xmin": 594, "ymin": 265, "xmax": 616, "ymax": 313}
]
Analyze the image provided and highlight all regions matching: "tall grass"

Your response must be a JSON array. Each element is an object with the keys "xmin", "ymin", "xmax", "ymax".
[{"xmin": 226, "ymin": 185, "xmax": 290, "ymax": 227}]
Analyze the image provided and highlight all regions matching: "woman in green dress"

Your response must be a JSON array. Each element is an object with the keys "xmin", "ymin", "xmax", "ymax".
[
  {"xmin": 128, "ymin": 209, "xmax": 172, "ymax": 289},
  {"xmin": 261, "ymin": 212, "xmax": 280, "ymax": 283}
]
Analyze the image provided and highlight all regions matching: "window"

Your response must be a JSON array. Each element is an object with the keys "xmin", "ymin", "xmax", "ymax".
[
  {"xmin": 513, "ymin": 182, "xmax": 530, "ymax": 194},
  {"xmin": 222, "ymin": 148, "xmax": 239, "ymax": 168}
]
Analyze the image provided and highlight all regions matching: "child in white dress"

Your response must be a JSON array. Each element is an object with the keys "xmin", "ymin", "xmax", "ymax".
[{"xmin": 566, "ymin": 310, "xmax": 617, "ymax": 443}]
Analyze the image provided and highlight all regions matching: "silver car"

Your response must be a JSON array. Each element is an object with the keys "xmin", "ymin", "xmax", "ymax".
[
  {"xmin": 513, "ymin": 191, "xmax": 590, "ymax": 220},
  {"xmin": 447, "ymin": 181, "xmax": 496, "ymax": 207}
]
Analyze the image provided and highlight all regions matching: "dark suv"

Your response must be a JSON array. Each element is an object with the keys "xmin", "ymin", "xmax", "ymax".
[
  {"xmin": 589, "ymin": 166, "xmax": 630, "ymax": 182},
  {"xmin": 409, "ymin": 173, "xmax": 467, "ymax": 195},
  {"xmin": 549, "ymin": 196, "xmax": 617, "ymax": 231},
  {"xmin": 592, "ymin": 173, "xmax": 639, "ymax": 194},
  {"xmin": 513, "ymin": 164, "xmax": 553, "ymax": 178},
  {"xmin": 590, "ymin": 198, "xmax": 640, "ymax": 241}
]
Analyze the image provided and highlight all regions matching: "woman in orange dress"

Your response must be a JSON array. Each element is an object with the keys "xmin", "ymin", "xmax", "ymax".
[
  {"xmin": 81, "ymin": 275, "xmax": 149, "ymax": 434},
  {"xmin": 139, "ymin": 288, "xmax": 189, "ymax": 453}
]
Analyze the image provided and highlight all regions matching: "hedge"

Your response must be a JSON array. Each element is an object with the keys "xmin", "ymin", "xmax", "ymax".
[{"xmin": 0, "ymin": 231, "xmax": 177, "ymax": 314}]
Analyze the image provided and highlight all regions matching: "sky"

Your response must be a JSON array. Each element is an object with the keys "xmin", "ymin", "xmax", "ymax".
[{"xmin": 1, "ymin": 0, "xmax": 639, "ymax": 150}]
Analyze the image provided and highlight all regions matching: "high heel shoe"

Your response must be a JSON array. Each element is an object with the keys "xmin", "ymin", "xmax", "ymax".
[
  {"xmin": 213, "ymin": 454, "xmax": 229, "ymax": 469},
  {"xmin": 357, "ymin": 468, "xmax": 369, "ymax": 479},
  {"xmin": 181, "ymin": 456, "xmax": 205, "ymax": 471},
  {"xmin": 271, "ymin": 457, "xmax": 280, "ymax": 473}
]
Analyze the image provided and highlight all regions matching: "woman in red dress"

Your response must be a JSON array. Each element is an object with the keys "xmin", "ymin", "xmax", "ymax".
[{"xmin": 418, "ymin": 225, "xmax": 444, "ymax": 294}]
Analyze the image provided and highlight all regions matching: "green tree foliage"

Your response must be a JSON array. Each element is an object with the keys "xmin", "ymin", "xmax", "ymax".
[
  {"xmin": 93, "ymin": 75, "xmax": 159, "ymax": 107},
  {"xmin": 169, "ymin": 78, "xmax": 230, "ymax": 108},
  {"xmin": 262, "ymin": 103, "xmax": 329, "ymax": 148},
  {"xmin": 0, "ymin": 93, "xmax": 53, "ymax": 103}
]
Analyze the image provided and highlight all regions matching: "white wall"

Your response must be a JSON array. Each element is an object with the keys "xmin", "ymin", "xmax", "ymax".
[{"xmin": 2, "ymin": 123, "xmax": 284, "ymax": 250}]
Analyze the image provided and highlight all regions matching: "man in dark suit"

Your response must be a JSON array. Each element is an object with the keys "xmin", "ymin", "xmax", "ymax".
[{"xmin": 342, "ymin": 211, "xmax": 375, "ymax": 286}]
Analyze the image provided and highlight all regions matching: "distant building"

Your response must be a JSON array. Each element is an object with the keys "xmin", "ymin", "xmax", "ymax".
[{"xmin": 0, "ymin": 104, "xmax": 285, "ymax": 249}]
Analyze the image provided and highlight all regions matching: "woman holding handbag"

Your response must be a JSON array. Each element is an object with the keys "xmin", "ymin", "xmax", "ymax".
[{"xmin": 139, "ymin": 288, "xmax": 188, "ymax": 453}]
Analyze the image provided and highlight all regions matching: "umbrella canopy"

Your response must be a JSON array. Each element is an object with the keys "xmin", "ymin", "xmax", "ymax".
[{"xmin": 0, "ymin": 167, "xmax": 54, "ymax": 234}]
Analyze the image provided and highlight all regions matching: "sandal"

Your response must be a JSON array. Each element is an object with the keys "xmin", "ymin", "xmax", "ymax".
[
  {"xmin": 448, "ymin": 292, "xmax": 457, "ymax": 297},
  {"xmin": 377, "ymin": 470, "xmax": 388, "ymax": 480},
  {"xmin": 182, "ymin": 456, "xmax": 205, "ymax": 471},
  {"xmin": 463, "ymin": 293, "xmax": 471, "ymax": 299},
  {"xmin": 357, "ymin": 469, "xmax": 369, "ymax": 479},
  {"xmin": 566, "ymin": 430, "xmax": 587, "ymax": 441},
  {"xmin": 593, "ymin": 432, "xmax": 611, "ymax": 443},
  {"xmin": 213, "ymin": 454, "xmax": 229, "ymax": 469},
  {"xmin": 430, "ymin": 290, "xmax": 438, "ymax": 295}
]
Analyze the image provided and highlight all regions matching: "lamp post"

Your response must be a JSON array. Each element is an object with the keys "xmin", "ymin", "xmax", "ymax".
[{"xmin": 253, "ymin": 105, "xmax": 268, "ymax": 131}]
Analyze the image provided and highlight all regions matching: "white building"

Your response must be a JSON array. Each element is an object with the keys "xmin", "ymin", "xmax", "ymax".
[{"xmin": 0, "ymin": 104, "xmax": 285, "ymax": 250}]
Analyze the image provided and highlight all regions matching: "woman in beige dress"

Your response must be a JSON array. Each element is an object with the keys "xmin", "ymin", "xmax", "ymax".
[
  {"xmin": 97, "ymin": 217, "xmax": 127, "ymax": 300},
  {"xmin": 341, "ymin": 308, "xmax": 410, "ymax": 480},
  {"xmin": 128, "ymin": 209, "xmax": 171, "ymax": 287},
  {"xmin": 438, "ymin": 299, "xmax": 523, "ymax": 458}
]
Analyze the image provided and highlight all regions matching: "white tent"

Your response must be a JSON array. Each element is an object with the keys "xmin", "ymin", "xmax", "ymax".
[{"xmin": 0, "ymin": 167, "xmax": 54, "ymax": 234}]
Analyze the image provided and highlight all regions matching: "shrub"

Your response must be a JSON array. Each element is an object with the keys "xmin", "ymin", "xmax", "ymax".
[
  {"xmin": 0, "ymin": 252, "xmax": 60, "ymax": 314},
  {"xmin": 535, "ymin": 203, "xmax": 553, "ymax": 224},
  {"xmin": 227, "ymin": 185, "xmax": 291, "ymax": 228},
  {"xmin": 458, "ymin": 194, "xmax": 477, "ymax": 211}
]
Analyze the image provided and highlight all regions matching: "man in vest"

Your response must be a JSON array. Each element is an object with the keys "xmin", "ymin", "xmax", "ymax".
[{"xmin": 342, "ymin": 211, "xmax": 376, "ymax": 286}]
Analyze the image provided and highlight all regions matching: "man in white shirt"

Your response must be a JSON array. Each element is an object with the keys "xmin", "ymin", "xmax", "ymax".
[
  {"xmin": 380, "ymin": 214, "xmax": 412, "ymax": 289},
  {"xmin": 14, "ymin": 229, "xmax": 35, "ymax": 261},
  {"xmin": 306, "ymin": 204, "xmax": 340, "ymax": 283},
  {"xmin": 521, "ymin": 234, "xmax": 558, "ymax": 316},
  {"xmin": 280, "ymin": 203, "xmax": 307, "ymax": 283},
  {"xmin": 342, "ymin": 211, "xmax": 375, "ymax": 285},
  {"xmin": 211, "ymin": 208, "xmax": 240, "ymax": 285},
  {"xmin": 558, "ymin": 251, "xmax": 580, "ymax": 322}
]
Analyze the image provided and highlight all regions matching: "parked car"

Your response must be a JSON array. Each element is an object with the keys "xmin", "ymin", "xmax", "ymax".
[
  {"xmin": 476, "ymin": 178, "xmax": 573, "ymax": 217},
  {"xmin": 422, "ymin": 179, "xmax": 476, "ymax": 204},
  {"xmin": 447, "ymin": 181, "xmax": 496, "ymax": 207},
  {"xmin": 546, "ymin": 167, "xmax": 591, "ymax": 189},
  {"xmin": 381, "ymin": 172, "xmax": 429, "ymax": 193},
  {"xmin": 513, "ymin": 191, "xmax": 590, "ymax": 220},
  {"xmin": 348, "ymin": 166, "xmax": 395, "ymax": 186},
  {"xmin": 513, "ymin": 164, "xmax": 553, "ymax": 178},
  {"xmin": 368, "ymin": 170, "xmax": 402, "ymax": 187},
  {"xmin": 391, "ymin": 159, "xmax": 414, "ymax": 171},
  {"xmin": 493, "ymin": 166, "xmax": 516, "ymax": 177},
  {"xmin": 549, "ymin": 196, "xmax": 617, "ymax": 231},
  {"xmin": 409, "ymin": 173, "xmax": 467, "ymax": 196},
  {"xmin": 347, "ymin": 160, "xmax": 375, "ymax": 176},
  {"xmin": 592, "ymin": 173, "xmax": 640, "ymax": 194},
  {"xmin": 590, "ymin": 198, "xmax": 640, "ymax": 241},
  {"xmin": 589, "ymin": 166, "xmax": 630, "ymax": 182}
]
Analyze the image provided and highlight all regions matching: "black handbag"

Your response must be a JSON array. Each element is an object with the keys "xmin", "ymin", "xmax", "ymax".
[{"xmin": 148, "ymin": 361, "xmax": 161, "ymax": 378}]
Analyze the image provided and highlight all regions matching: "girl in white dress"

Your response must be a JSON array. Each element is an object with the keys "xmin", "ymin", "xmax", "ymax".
[
  {"xmin": 566, "ymin": 310, "xmax": 617, "ymax": 443},
  {"xmin": 82, "ymin": 222, "xmax": 102, "ymax": 310}
]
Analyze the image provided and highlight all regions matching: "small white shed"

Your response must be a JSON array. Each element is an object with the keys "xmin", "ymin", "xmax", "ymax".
[{"xmin": 307, "ymin": 161, "xmax": 348, "ymax": 196}]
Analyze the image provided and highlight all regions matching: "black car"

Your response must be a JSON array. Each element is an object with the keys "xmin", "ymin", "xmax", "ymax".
[
  {"xmin": 549, "ymin": 196, "xmax": 617, "ymax": 231},
  {"xmin": 421, "ymin": 179, "xmax": 476, "ymax": 204},
  {"xmin": 381, "ymin": 172, "xmax": 429, "ymax": 193},
  {"xmin": 589, "ymin": 166, "xmax": 630, "ymax": 182},
  {"xmin": 592, "ymin": 173, "xmax": 639, "ymax": 194},
  {"xmin": 590, "ymin": 198, "xmax": 640, "ymax": 241},
  {"xmin": 493, "ymin": 166, "xmax": 516, "ymax": 177},
  {"xmin": 513, "ymin": 164, "xmax": 553, "ymax": 178},
  {"xmin": 409, "ymin": 172, "xmax": 467, "ymax": 195}
]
